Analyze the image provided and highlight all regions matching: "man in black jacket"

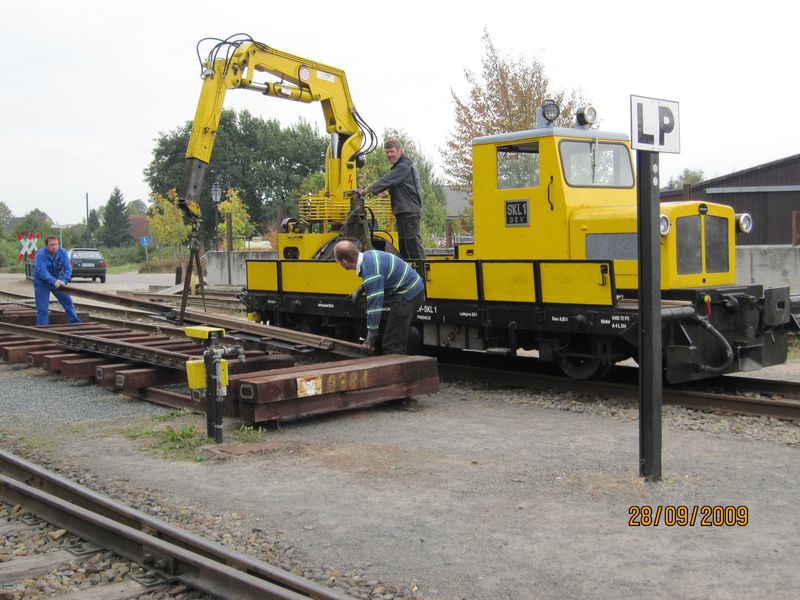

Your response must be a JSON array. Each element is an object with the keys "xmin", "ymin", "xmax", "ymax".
[{"xmin": 360, "ymin": 140, "xmax": 426, "ymax": 260}]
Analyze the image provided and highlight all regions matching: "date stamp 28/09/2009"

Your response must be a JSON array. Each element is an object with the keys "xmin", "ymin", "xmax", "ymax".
[{"xmin": 628, "ymin": 505, "xmax": 748, "ymax": 527}]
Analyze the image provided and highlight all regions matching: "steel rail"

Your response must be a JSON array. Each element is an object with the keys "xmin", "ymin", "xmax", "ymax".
[
  {"xmin": 0, "ymin": 450, "xmax": 352, "ymax": 600},
  {"xmin": 1, "ymin": 288, "xmax": 212, "ymax": 338},
  {"xmin": 682, "ymin": 375, "xmax": 800, "ymax": 400},
  {"xmin": 665, "ymin": 386, "xmax": 800, "ymax": 420},
  {"xmin": 89, "ymin": 314, "xmax": 188, "ymax": 337},
  {"xmin": 0, "ymin": 321, "xmax": 197, "ymax": 369},
  {"xmin": 64, "ymin": 286, "xmax": 363, "ymax": 357},
  {"xmin": 438, "ymin": 363, "xmax": 800, "ymax": 421},
  {"xmin": 0, "ymin": 288, "xmax": 158, "ymax": 319},
  {"xmin": 119, "ymin": 289, "xmax": 246, "ymax": 304}
]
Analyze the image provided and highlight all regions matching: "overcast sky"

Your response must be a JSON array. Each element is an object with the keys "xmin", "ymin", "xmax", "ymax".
[{"xmin": 2, "ymin": 0, "xmax": 797, "ymax": 226}]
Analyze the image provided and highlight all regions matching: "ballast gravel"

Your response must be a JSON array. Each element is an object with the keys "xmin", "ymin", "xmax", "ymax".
[{"xmin": 1, "ymin": 357, "xmax": 800, "ymax": 599}]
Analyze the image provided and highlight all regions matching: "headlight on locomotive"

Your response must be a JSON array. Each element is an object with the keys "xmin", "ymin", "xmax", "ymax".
[
  {"xmin": 735, "ymin": 213, "xmax": 753, "ymax": 234},
  {"xmin": 576, "ymin": 105, "xmax": 597, "ymax": 128},
  {"xmin": 659, "ymin": 214, "xmax": 671, "ymax": 235},
  {"xmin": 542, "ymin": 99, "xmax": 560, "ymax": 123}
]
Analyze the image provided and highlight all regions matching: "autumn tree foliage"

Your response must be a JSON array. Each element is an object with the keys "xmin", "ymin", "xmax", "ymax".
[
  {"xmin": 216, "ymin": 188, "xmax": 254, "ymax": 250},
  {"xmin": 442, "ymin": 30, "xmax": 588, "ymax": 190},
  {"xmin": 667, "ymin": 168, "xmax": 705, "ymax": 190},
  {"xmin": 147, "ymin": 189, "xmax": 191, "ymax": 259}
]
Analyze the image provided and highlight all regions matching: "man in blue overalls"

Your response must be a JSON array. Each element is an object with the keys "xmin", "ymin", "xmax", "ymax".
[{"xmin": 32, "ymin": 236, "xmax": 80, "ymax": 326}]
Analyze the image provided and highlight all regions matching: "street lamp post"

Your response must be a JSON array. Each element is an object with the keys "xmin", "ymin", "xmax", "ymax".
[{"xmin": 210, "ymin": 182, "xmax": 222, "ymax": 250}]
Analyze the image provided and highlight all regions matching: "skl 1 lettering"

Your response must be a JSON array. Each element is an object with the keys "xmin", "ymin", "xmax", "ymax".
[{"xmin": 505, "ymin": 200, "xmax": 529, "ymax": 226}]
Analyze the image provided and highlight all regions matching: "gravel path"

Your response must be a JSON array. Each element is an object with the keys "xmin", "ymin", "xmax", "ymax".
[
  {"xmin": 2, "ymin": 355, "xmax": 800, "ymax": 599},
  {"xmin": 3, "ymin": 274, "xmax": 799, "ymax": 598}
]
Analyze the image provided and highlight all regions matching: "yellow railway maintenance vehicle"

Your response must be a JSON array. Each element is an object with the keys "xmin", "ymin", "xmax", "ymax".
[
  {"xmin": 180, "ymin": 35, "xmax": 797, "ymax": 383},
  {"xmin": 177, "ymin": 34, "xmax": 395, "ymax": 260}
]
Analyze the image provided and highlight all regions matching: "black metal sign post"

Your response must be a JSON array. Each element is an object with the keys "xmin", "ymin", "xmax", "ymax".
[
  {"xmin": 631, "ymin": 95, "xmax": 679, "ymax": 482},
  {"xmin": 636, "ymin": 150, "xmax": 662, "ymax": 481}
]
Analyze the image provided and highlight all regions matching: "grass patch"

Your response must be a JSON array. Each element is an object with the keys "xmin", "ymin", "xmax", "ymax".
[
  {"xmin": 107, "ymin": 263, "xmax": 140, "ymax": 274},
  {"xmin": 127, "ymin": 412, "xmax": 211, "ymax": 461},
  {"xmin": 126, "ymin": 411, "xmax": 267, "ymax": 460},
  {"xmin": 153, "ymin": 408, "xmax": 193, "ymax": 422},
  {"xmin": 127, "ymin": 428, "xmax": 159, "ymax": 440},
  {"xmin": 0, "ymin": 432, "xmax": 57, "ymax": 455},
  {"xmin": 233, "ymin": 425, "xmax": 263, "ymax": 443}
]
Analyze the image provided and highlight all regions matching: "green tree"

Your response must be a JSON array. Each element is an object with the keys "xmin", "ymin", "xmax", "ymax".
[
  {"xmin": 297, "ymin": 171, "xmax": 326, "ymax": 197},
  {"xmin": 452, "ymin": 204, "xmax": 474, "ymax": 237},
  {"xmin": 0, "ymin": 201, "xmax": 13, "ymax": 231},
  {"xmin": 126, "ymin": 199, "xmax": 148, "ymax": 216},
  {"xmin": 667, "ymin": 168, "xmax": 705, "ymax": 190},
  {"xmin": 14, "ymin": 209, "xmax": 52, "ymax": 236},
  {"xmin": 148, "ymin": 190, "xmax": 191, "ymax": 259},
  {"xmin": 84, "ymin": 209, "xmax": 101, "ymax": 245},
  {"xmin": 144, "ymin": 109, "xmax": 328, "ymax": 248},
  {"xmin": 11, "ymin": 209, "xmax": 63, "ymax": 256},
  {"xmin": 442, "ymin": 29, "xmax": 588, "ymax": 189},
  {"xmin": 217, "ymin": 188, "xmax": 255, "ymax": 250},
  {"xmin": 68, "ymin": 224, "xmax": 89, "ymax": 247},
  {"xmin": 360, "ymin": 129, "xmax": 447, "ymax": 246},
  {"xmin": 0, "ymin": 238, "xmax": 21, "ymax": 268},
  {"xmin": 98, "ymin": 187, "xmax": 132, "ymax": 247}
]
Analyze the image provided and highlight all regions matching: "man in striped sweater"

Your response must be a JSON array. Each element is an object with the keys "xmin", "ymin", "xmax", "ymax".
[{"xmin": 333, "ymin": 240, "xmax": 425, "ymax": 354}]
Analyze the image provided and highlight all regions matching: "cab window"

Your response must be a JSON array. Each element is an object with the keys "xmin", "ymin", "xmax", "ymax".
[
  {"xmin": 559, "ymin": 140, "xmax": 634, "ymax": 188},
  {"xmin": 497, "ymin": 143, "xmax": 539, "ymax": 189}
]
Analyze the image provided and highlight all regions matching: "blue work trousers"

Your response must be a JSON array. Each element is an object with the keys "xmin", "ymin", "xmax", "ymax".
[{"xmin": 34, "ymin": 284, "xmax": 80, "ymax": 326}]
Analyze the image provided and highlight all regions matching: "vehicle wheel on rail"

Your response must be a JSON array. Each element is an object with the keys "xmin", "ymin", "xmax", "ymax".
[
  {"xmin": 559, "ymin": 356, "xmax": 612, "ymax": 380},
  {"xmin": 407, "ymin": 324, "xmax": 423, "ymax": 355}
]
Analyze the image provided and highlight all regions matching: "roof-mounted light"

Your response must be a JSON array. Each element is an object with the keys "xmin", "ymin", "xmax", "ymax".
[
  {"xmin": 659, "ymin": 214, "xmax": 671, "ymax": 236},
  {"xmin": 576, "ymin": 105, "xmax": 597, "ymax": 128},
  {"xmin": 735, "ymin": 213, "xmax": 753, "ymax": 234},
  {"xmin": 541, "ymin": 99, "xmax": 560, "ymax": 124}
]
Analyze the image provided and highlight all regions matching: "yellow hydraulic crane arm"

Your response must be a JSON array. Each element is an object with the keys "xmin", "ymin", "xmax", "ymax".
[{"xmin": 179, "ymin": 37, "xmax": 373, "ymax": 219}]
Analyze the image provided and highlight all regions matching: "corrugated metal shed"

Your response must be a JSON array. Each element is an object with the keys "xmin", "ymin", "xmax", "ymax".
[
  {"xmin": 661, "ymin": 154, "xmax": 800, "ymax": 245},
  {"xmin": 443, "ymin": 185, "xmax": 471, "ymax": 219}
]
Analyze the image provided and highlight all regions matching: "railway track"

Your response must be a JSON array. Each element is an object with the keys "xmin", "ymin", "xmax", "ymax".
[
  {"xmin": 0, "ymin": 449, "xmax": 351, "ymax": 599},
  {"xmin": 2, "ymin": 287, "xmax": 797, "ymax": 421},
  {"xmin": 117, "ymin": 289, "xmax": 247, "ymax": 314},
  {"xmin": 436, "ymin": 353, "xmax": 800, "ymax": 422},
  {"xmin": 0, "ymin": 289, "xmax": 439, "ymax": 425},
  {"xmin": 0, "ymin": 286, "xmax": 364, "ymax": 357}
]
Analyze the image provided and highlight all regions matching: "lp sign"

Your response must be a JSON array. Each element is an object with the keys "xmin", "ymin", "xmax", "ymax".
[{"xmin": 630, "ymin": 95, "xmax": 680, "ymax": 154}]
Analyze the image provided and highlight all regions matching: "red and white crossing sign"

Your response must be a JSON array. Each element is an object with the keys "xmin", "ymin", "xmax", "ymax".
[{"xmin": 17, "ymin": 233, "xmax": 40, "ymax": 260}]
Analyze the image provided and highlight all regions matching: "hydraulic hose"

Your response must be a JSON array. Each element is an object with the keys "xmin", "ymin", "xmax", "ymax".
[{"xmin": 692, "ymin": 315, "xmax": 734, "ymax": 374}]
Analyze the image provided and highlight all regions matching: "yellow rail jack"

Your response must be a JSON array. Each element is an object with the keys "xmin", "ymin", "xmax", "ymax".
[{"xmin": 184, "ymin": 326, "xmax": 244, "ymax": 443}]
